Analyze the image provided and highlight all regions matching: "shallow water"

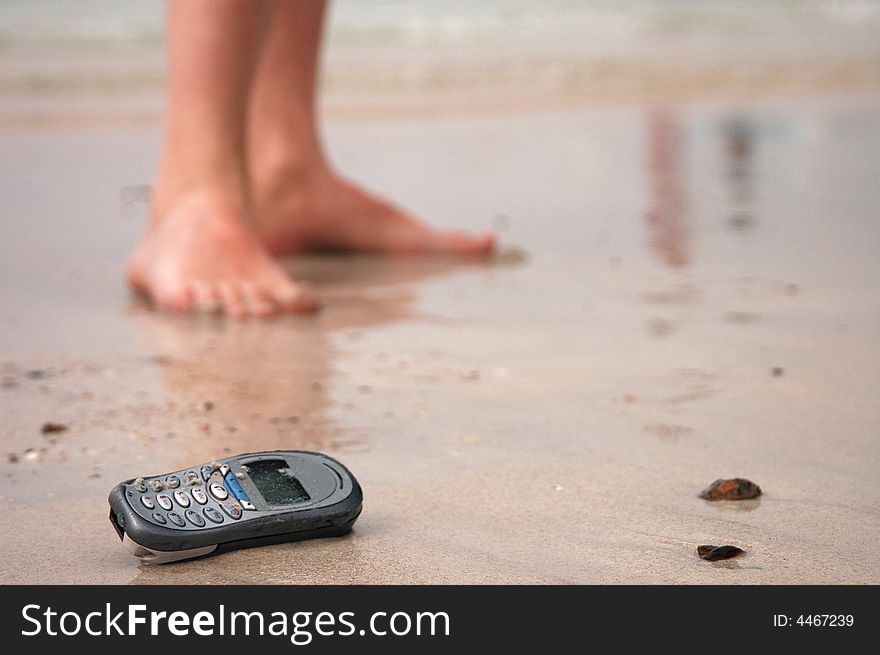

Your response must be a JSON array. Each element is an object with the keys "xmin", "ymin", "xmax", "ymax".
[
  {"xmin": 1, "ymin": 92, "xmax": 879, "ymax": 583},
  {"xmin": 2, "ymin": 0, "xmax": 880, "ymax": 124}
]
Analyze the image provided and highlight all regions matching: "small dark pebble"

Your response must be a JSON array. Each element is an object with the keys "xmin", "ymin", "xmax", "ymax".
[
  {"xmin": 727, "ymin": 213, "xmax": 755, "ymax": 231},
  {"xmin": 698, "ymin": 545, "xmax": 745, "ymax": 561},
  {"xmin": 26, "ymin": 369, "xmax": 50, "ymax": 380},
  {"xmin": 700, "ymin": 478, "xmax": 762, "ymax": 501},
  {"xmin": 771, "ymin": 367, "xmax": 784, "ymax": 377},
  {"xmin": 41, "ymin": 422, "xmax": 68, "ymax": 434},
  {"xmin": 7, "ymin": 453, "xmax": 19, "ymax": 464}
]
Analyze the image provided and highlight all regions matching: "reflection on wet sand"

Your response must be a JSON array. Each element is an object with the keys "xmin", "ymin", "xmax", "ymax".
[
  {"xmin": 127, "ymin": 254, "xmax": 489, "ymax": 583},
  {"xmin": 645, "ymin": 111, "xmax": 691, "ymax": 269},
  {"xmin": 640, "ymin": 112, "xmax": 694, "ymax": 340},
  {"xmin": 129, "ymin": 255, "xmax": 485, "ymax": 465},
  {"xmin": 722, "ymin": 118, "xmax": 757, "ymax": 232},
  {"xmin": 705, "ymin": 498, "xmax": 763, "ymax": 513}
]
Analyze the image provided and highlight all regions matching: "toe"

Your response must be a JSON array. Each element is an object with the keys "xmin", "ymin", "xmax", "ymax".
[
  {"xmin": 191, "ymin": 282, "xmax": 220, "ymax": 313},
  {"xmin": 156, "ymin": 286, "xmax": 193, "ymax": 313},
  {"xmin": 275, "ymin": 281, "xmax": 318, "ymax": 314},
  {"xmin": 435, "ymin": 229, "xmax": 496, "ymax": 254},
  {"xmin": 219, "ymin": 284, "xmax": 247, "ymax": 318},
  {"xmin": 242, "ymin": 284, "xmax": 278, "ymax": 317}
]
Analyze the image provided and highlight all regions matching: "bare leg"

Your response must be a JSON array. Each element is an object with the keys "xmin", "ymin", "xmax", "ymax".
[
  {"xmin": 127, "ymin": 0, "xmax": 315, "ymax": 317},
  {"xmin": 248, "ymin": 1, "xmax": 494, "ymax": 255}
]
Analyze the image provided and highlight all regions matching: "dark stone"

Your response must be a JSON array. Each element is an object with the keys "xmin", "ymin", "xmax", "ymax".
[
  {"xmin": 700, "ymin": 478, "xmax": 762, "ymax": 501},
  {"xmin": 697, "ymin": 545, "xmax": 746, "ymax": 561},
  {"xmin": 25, "ymin": 369, "xmax": 50, "ymax": 379},
  {"xmin": 40, "ymin": 422, "xmax": 68, "ymax": 434}
]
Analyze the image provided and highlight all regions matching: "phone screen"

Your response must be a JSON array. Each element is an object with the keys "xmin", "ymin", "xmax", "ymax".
[{"xmin": 244, "ymin": 459, "xmax": 311, "ymax": 506}]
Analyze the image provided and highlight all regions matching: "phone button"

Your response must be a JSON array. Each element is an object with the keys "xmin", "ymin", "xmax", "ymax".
[
  {"xmin": 185, "ymin": 510, "xmax": 206, "ymax": 527},
  {"xmin": 209, "ymin": 483, "xmax": 229, "ymax": 501},
  {"xmin": 220, "ymin": 504, "xmax": 242, "ymax": 520},
  {"xmin": 183, "ymin": 470, "xmax": 200, "ymax": 486},
  {"xmin": 200, "ymin": 464, "xmax": 215, "ymax": 481},
  {"xmin": 203, "ymin": 507, "xmax": 224, "ymax": 524},
  {"xmin": 156, "ymin": 494, "xmax": 173, "ymax": 510},
  {"xmin": 173, "ymin": 490, "xmax": 191, "ymax": 508},
  {"xmin": 133, "ymin": 482, "xmax": 147, "ymax": 493},
  {"xmin": 167, "ymin": 512, "xmax": 186, "ymax": 527},
  {"xmin": 191, "ymin": 487, "xmax": 208, "ymax": 505},
  {"xmin": 165, "ymin": 475, "xmax": 180, "ymax": 489},
  {"xmin": 152, "ymin": 512, "xmax": 167, "ymax": 525},
  {"xmin": 140, "ymin": 496, "xmax": 155, "ymax": 510}
]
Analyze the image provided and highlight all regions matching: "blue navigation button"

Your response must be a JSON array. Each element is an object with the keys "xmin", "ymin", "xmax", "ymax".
[{"xmin": 224, "ymin": 471, "xmax": 251, "ymax": 504}]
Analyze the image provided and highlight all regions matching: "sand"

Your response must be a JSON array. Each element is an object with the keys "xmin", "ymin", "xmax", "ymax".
[{"xmin": 1, "ymin": 92, "xmax": 879, "ymax": 584}]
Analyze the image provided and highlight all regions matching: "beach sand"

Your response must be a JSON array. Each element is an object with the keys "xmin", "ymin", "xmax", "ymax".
[{"xmin": 2, "ymin": 90, "xmax": 879, "ymax": 584}]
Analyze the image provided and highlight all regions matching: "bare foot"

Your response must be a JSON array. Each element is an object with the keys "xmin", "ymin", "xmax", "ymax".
[
  {"xmin": 127, "ymin": 191, "xmax": 316, "ymax": 317},
  {"xmin": 252, "ymin": 168, "xmax": 495, "ymax": 256}
]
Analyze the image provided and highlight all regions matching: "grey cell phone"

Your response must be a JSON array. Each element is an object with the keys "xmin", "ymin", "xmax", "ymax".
[{"xmin": 108, "ymin": 450, "xmax": 362, "ymax": 563}]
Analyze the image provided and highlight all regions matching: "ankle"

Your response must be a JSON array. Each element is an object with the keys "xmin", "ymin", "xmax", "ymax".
[
  {"xmin": 152, "ymin": 163, "xmax": 249, "ymax": 216},
  {"xmin": 251, "ymin": 151, "xmax": 333, "ymax": 209},
  {"xmin": 149, "ymin": 179, "xmax": 248, "ymax": 232},
  {"xmin": 154, "ymin": 137, "xmax": 251, "ymax": 205},
  {"xmin": 250, "ymin": 123, "xmax": 331, "ymax": 185}
]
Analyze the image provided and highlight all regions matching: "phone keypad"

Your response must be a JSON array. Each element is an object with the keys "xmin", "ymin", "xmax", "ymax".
[{"xmin": 128, "ymin": 466, "xmax": 250, "ymax": 530}]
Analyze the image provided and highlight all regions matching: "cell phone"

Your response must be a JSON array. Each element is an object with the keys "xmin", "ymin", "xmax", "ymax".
[{"xmin": 108, "ymin": 450, "xmax": 362, "ymax": 564}]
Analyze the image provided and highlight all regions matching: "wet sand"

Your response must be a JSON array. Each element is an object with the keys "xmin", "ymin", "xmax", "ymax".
[{"xmin": 1, "ymin": 93, "xmax": 880, "ymax": 584}]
